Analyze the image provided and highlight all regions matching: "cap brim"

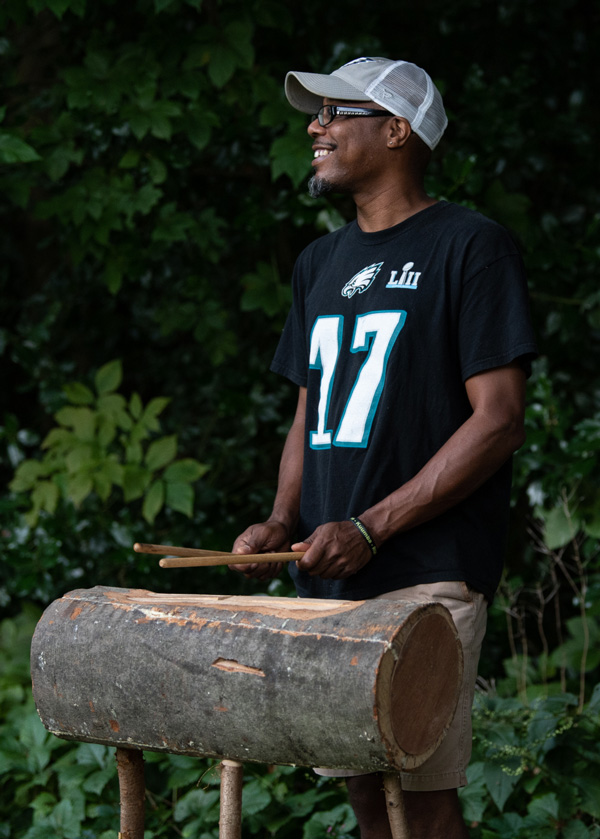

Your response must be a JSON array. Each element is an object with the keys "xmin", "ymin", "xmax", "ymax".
[{"xmin": 285, "ymin": 71, "xmax": 372, "ymax": 114}]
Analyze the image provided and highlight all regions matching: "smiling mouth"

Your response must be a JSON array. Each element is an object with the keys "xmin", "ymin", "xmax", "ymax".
[{"xmin": 313, "ymin": 149, "xmax": 334, "ymax": 159}]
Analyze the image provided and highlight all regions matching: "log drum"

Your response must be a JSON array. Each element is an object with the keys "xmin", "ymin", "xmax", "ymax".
[{"xmin": 31, "ymin": 586, "xmax": 463, "ymax": 837}]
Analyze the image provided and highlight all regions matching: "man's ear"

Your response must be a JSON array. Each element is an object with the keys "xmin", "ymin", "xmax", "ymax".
[{"xmin": 386, "ymin": 117, "xmax": 412, "ymax": 148}]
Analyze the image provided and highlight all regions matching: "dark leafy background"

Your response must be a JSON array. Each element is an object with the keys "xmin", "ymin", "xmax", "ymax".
[{"xmin": 1, "ymin": 1, "xmax": 599, "ymax": 836}]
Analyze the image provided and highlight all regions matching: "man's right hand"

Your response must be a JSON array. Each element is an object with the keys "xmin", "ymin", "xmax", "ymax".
[{"xmin": 229, "ymin": 520, "xmax": 290, "ymax": 580}]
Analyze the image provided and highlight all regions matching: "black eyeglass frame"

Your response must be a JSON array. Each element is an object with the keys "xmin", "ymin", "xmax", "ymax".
[{"xmin": 311, "ymin": 105, "xmax": 394, "ymax": 127}]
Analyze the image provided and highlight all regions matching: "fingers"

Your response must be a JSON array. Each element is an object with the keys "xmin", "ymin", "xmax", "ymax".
[
  {"xmin": 227, "ymin": 561, "xmax": 284, "ymax": 580},
  {"xmin": 292, "ymin": 522, "xmax": 372, "ymax": 580},
  {"xmin": 230, "ymin": 521, "xmax": 291, "ymax": 580}
]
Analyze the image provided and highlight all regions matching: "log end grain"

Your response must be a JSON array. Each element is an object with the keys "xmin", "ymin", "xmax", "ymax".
[{"xmin": 376, "ymin": 606, "xmax": 463, "ymax": 770}]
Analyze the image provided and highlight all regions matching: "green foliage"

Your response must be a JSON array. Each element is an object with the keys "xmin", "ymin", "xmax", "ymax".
[
  {"xmin": 9, "ymin": 360, "xmax": 208, "ymax": 526},
  {"xmin": 0, "ymin": 0, "xmax": 599, "ymax": 834},
  {"xmin": 0, "ymin": 610, "xmax": 354, "ymax": 838},
  {"xmin": 2, "ymin": 611, "xmax": 599, "ymax": 838},
  {"xmin": 461, "ymin": 689, "xmax": 600, "ymax": 838}
]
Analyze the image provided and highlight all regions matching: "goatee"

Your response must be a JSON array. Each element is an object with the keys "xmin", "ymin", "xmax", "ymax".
[{"xmin": 308, "ymin": 175, "xmax": 334, "ymax": 199}]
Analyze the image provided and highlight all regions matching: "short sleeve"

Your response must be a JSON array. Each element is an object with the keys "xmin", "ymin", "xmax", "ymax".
[
  {"xmin": 270, "ymin": 260, "xmax": 308, "ymax": 387},
  {"xmin": 458, "ymin": 232, "xmax": 538, "ymax": 381}
]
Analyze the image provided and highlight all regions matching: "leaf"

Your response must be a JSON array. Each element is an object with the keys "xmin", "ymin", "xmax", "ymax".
[
  {"xmin": 82, "ymin": 765, "xmax": 116, "ymax": 796},
  {"xmin": 526, "ymin": 792, "xmax": 559, "ymax": 824},
  {"xmin": 118, "ymin": 150, "xmax": 141, "ymax": 169},
  {"xmin": 270, "ymin": 130, "xmax": 312, "ymax": 187},
  {"xmin": 542, "ymin": 505, "xmax": 579, "ymax": 550},
  {"xmin": 483, "ymin": 762, "xmax": 518, "ymax": 812},
  {"xmin": 97, "ymin": 414, "xmax": 116, "ymax": 447},
  {"xmin": 122, "ymin": 465, "xmax": 151, "ymax": 502},
  {"xmin": 104, "ymin": 259, "xmax": 123, "ymax": 294},
  {"xmin": 9, "ymin": 459, "xmax": 46, "ymax": 491},
  {"xmin": 62, "ymin": 382, "xmax": 94, "ymax": 405},
  {"xmin": 165, "ymin": 481, "xmax": 193, "ymax": 517},
  {"xmin": 41, "ymin": 428, "xmax": 73, "ymax": 449},
  {"xmin": 563, "ymin": 821, "xmax": 593, "ymax": 839},
  {"xmin": 97, "ymin": 393, "xmax": 127, "ymax": 418},
  {"xmin": 45, "ymin": 0, "xmax": 79, "ymax": 20},
  {"xmin": 240, "ymin": 779, "xmax": 271, "ymax": 815},
  {"xmin": 142, "ymin": 397, "xmax": 170, "ymax": 429},
  {"xmin": 163, "ymin": 458, "xmax": 208, "ymax": 483},
  {"xmin": 95, "ymin": 359, "xmax": 123, "ymax": 395},
  {"xmin": 142, "ymin": 479, "xmax": 165, "ymax": 524},
  {"xmin": 0, "ymin": 132, "xmax": 41, "ymax": 163},
  {"xmin": 76, "ymin": 742, "xmax": 108, "ymax": 767},
  {"xmin": 55, "ymin": 406, "xmax": 95, "ymax": 441},
  {"xmin": 65, "ymin": 443, "xmax": 94, "ymax": 473},
  {"xmin": 129, "ymin": 392, "xmax": 143, "ymax": 420},
  {"xmin": 66, "ymin": 472, "xmax": 94, "ymax": 506},
  {"xmin": 208, "ymin": 46, "xmax": 237, "ymax": 88},
  {"xmin": 145, "ymin": 434, "xmax": 177, "ymax": 471}
]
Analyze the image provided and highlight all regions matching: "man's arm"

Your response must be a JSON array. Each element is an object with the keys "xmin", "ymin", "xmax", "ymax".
[
  {"xmin": 292, "ymin": 363, "xmax": 527, "ymax": 580},
  {"xmin": 229, "ymin": 386, "xmax": 306, "ymax": 579}
]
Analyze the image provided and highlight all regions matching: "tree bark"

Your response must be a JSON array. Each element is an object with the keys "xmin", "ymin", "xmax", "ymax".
[
  {"xmin": 384, "ymin": 773, "xmax": 408, "ymax": 839},
  {"xmin": 219, "ymin": 760, "xmax": 244, "ymax": 839},
  {"xmin": 32, "ymin": 586, "xmax": 462, "ymax": 773},
  {"xmin": 115, "ymin": 747, "xmax": 145, "ymax": 839}
]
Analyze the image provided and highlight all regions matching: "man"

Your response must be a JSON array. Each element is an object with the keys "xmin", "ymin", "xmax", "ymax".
[{"xmin": 231, "ymin": 57, "xmax": 537, "ymax": 839}]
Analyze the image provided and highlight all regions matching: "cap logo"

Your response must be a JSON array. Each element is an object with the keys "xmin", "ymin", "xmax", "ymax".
[{"xmin": 342, "ymin": 57, "xmax": 376, "ymax": 67}]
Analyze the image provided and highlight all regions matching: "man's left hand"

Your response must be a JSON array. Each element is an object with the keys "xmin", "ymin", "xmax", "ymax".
[{"xmin": 292, "ymin": 520, "xmax": 374, "ymax": 579}]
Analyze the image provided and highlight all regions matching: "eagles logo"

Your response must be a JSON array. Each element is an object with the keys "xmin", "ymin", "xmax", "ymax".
[{"xmin": 341, "ymin": 263, "xmax": 383, "ymax": 298}]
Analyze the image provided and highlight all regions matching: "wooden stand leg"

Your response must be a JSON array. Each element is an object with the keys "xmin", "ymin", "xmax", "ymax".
[
  {"xmin": 116, "ymin": 748, "xmax": 145, "ymax": 839},
  {"xmin": 384, "ymin": 773, "xmax": 409, "ymax": 839},
  {"xmin": 219, "ymin": 759, "xmax": 244, "ymax": 839}
]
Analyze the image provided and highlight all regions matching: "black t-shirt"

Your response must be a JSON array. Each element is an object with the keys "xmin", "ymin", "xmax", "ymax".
[{"xmin": 271, "ymin": 201, "xmax": 538, "ymax": 601}]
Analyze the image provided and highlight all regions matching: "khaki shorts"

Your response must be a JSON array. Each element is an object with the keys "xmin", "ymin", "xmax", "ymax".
[{"xmin": 314, "ymin": 580, "xmax": 488, "ymax": 791}]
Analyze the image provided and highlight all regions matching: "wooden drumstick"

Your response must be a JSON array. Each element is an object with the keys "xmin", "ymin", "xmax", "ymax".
[{"xmin": 159, "ymin": 552, "xmax": 304, "ymax": 568}]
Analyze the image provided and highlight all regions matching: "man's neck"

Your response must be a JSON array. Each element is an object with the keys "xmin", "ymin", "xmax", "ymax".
[{"xmin": 354, "ymin": 182, "xmax": 437, "ymax": 233}]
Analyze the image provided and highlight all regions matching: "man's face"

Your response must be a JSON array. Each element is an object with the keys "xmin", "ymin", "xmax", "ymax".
[{"xmin": 307, "ymin": 98, "xmax": 393, "ymax": 199}]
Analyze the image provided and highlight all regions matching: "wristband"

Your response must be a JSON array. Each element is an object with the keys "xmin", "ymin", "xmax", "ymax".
[{"xmin": 349, "ymin": 517, "xmax": 377, "ymax": 557}]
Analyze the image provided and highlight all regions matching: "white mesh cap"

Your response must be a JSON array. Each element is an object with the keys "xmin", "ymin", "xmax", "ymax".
[{"xmin": 285, "ymin": 57, "xmax": 448, "ymax": 150}]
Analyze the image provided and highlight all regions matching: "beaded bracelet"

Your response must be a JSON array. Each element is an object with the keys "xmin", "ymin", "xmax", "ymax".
[{"xmin": 349, "ymin": 517, "xmax": 378, "ymax": 557}]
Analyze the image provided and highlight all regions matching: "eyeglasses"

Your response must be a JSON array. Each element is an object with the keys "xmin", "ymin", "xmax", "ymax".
[{"xmin": 311, "ymin": 105, "xmax": 393, "ymax": 127}]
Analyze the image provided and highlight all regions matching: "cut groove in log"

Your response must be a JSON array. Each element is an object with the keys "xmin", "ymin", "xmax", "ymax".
[{"xmin": 212, "ymin": 658, "xmax": 266, "ymax": 677}]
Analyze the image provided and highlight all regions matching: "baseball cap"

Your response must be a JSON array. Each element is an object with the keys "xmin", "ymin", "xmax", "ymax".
[{"xmin": 285, "ymin": 57, "xmax": 447, "ymax": 150}]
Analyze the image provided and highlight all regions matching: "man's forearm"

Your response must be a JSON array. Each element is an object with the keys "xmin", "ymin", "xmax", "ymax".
[
  {"xmin": 359, "ymin": 409, "xmax": 524, "ymax": 545},
  {"xmin": 359, "ymin": 364, "xmax": 527, "ymax": 547}
]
